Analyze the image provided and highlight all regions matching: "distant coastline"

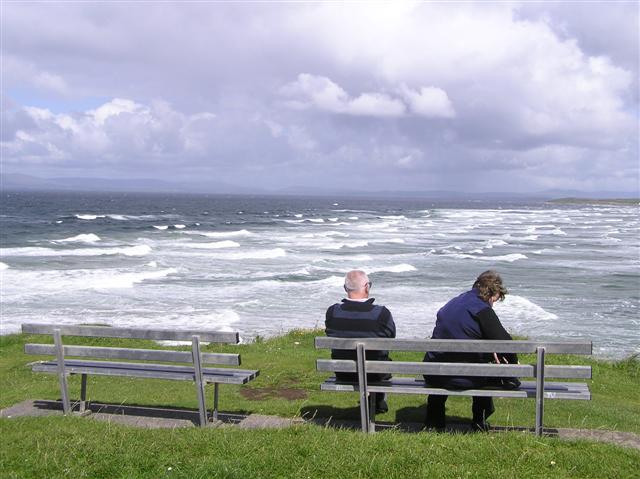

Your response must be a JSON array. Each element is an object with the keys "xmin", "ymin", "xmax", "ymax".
[{"xmin": 549, "ymin": 197, "xmax": 639, "ymax": 206}]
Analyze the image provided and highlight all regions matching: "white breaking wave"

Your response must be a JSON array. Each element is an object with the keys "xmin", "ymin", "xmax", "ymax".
[
  {"xmin": 183, "ymin": 240, "xmax": 240, "ymax": 249},
  {"xmin": 173, "ymin": 224, "xmax": 186, "ymax": 229},
  {"xmin": 324, "ymin": 241, "xmax": 369, "ymax": 250},
  {"xmin": 2, "ymin": 267, "xmax": 177, "ymax": 295},
  {"xmin": 183, "ymin": 229, "xmax": 253, "ymax": 238},
  {"xmin": 336, "ymin": 254, "xmax": 373, "ymax": 262},
  {"xmin": 0, "ymin": 262, "xmax": 8, "ymax": 270},
  {"xmin": 0, "ymin": 244, "xmax": 152, "ymax": 257},
  {"xmin": 75, "ymin": 214, "xmax": 105, "ymax": 220},
  {"xmin": 153, "ymin": 225, "xmax": 169, "ymax": 230},
  {"xmin": 55, "ymin": 233, "xmax": 101, "ymax": 244},
  {"xmin": 497, "ymin": 295, "xmax": 559, "ymax": 321},
  {"xmin": 367, "ymin": 263, "xmax": 417, "ymax": 273},
  {"xmin": 485, "ymin": 239, "xmax": 508, "ymax": 248},
  {"xmin": 203, "ymin": 248, "xmax": 286, "ymax": 260},
  {"xmin": 449, "ymin": 253, "xmax": 527, "ymax": 262}
]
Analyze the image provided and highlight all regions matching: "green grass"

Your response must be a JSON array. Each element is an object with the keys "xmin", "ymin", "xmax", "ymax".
[
  {"xmin": 2, "ymin": 417, "xmax": 639, "ymax": 479},
  {"xmin": 1, "ymin": 330, "xmax": 639, "ymax": 478}
]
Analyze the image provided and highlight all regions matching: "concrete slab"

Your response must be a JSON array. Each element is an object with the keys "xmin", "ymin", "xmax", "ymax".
[
  {"xmin": 237, "ymin": 414, "xmax": 304, "ymax": 430},
  {"xmin": 2, "ymin": 399, "xmax": 638, "ymax": 449}
]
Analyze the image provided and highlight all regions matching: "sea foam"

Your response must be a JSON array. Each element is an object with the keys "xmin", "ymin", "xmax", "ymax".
[
  {"xmin": 55, "ymin": 233, "xmax": 101, "ymax": 244},
  {"xmin": 184, "ymin": 229, "xmax": 253, "ymax": 238},
  {"xmin": 183, "ymin": 240, "xmax": 240, "ymax": 249},
  {"xmin": 0, "ymin": 244, "xmax": 152, "ymax": 257}
]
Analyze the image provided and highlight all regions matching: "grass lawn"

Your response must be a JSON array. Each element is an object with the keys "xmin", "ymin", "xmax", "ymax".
[{"xmin": 1, "ymin": 330, "xmax": 638, "ymax": 478}]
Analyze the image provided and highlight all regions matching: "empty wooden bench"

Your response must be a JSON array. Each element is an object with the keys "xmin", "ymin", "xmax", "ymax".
[
  {"xmin": 23, "ymin": 323, "xmax": 259, "ymax": 426},
  {"xmin": 315, "ymin": 337, "xmax": 591, "ymax": 435}
]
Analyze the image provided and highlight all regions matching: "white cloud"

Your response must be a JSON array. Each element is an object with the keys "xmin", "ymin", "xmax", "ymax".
[
  {"xmin": 401, "ymin": 85, "xmax": 455, "ymax": 118},
  {"xmin": 282, "ymin": 74, "xmax": 405, "ymax": 117},
  {"xmin": 2, "ymin": 99, "xmax": 217, "ymax": 167}
]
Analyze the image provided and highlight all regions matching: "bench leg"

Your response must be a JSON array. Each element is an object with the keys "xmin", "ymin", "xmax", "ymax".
[
  {"xmin": 191, "ymin": 336, "xmax": 208, "ymax": 427},
  {"xmin": 368, "ymin": 394, "xmax": 376, "ymax": 433},
  {"xmin": 53, "ymin": 329, "xmax": 71, "ymax": 415},
  {"xmin": 356, "ymin": 343, "xmax": 371, "ymax": 433},
  {"xmin": 535, "ymin": 346, "xmax": 546, "ymax": 436},
  {"xmin": 212, "ymin": 383, "xmax": 219, "ymax": 421},
  {"xmin": 79, "ymin": 373, "xmax": 88, "ymax": 414}
]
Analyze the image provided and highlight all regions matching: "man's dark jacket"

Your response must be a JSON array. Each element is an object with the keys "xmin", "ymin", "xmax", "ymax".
[{"xmin": 325, "ymin": 298, "xmax": 396, "ymax": 382}]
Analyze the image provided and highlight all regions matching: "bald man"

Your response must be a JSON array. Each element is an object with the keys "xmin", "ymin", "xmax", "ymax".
[{"xmin": 325, "ymin": 270, "xmax": 396, "ymax": 414}]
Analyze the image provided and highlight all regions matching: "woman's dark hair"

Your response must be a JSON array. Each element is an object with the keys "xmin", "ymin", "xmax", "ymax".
[{"xmin": 473, "ymin": 270, "xmax": 508, "ymax": 302}]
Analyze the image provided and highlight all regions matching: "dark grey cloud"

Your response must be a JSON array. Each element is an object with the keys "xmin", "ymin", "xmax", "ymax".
[{"xmin": 1, "ymin": 2, "xmax": 638, "ymax": 193}]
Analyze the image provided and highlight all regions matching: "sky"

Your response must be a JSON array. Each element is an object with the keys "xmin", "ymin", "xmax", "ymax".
[{"xmin": 1, "ymin": 1, "xmax": 639, "ymax": 194}]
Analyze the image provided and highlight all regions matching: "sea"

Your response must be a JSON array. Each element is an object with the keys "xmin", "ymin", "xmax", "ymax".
[{"xmin": 1, "ymin": 191, "xmax": 638, "ymax": 359}]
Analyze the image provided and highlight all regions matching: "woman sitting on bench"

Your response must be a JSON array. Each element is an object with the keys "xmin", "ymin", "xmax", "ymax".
[{"xmin": 423, "ymin": 270, "xmax": 520, "ymax": 431}]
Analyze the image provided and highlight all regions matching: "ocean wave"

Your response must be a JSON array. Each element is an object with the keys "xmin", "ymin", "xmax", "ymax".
[
  {"xmin": 374, "ymin": 238, "xmax": 405, "ymax": 244},
  {"xmin": 336, "ymin": 254, "xmax": 373, "ymax": 262},
  {"xmin": 0, "ymin": 262, "xmax": 8, "ymax": 270},
  {"xmin": 183, "ymin": 240, "xmax": 240, "ymax": 249},
  {"xmin": 448, "ymin": 253, "xmax": 527, "ymax": 262},
  {"xmin": 324, "ymin": 241, "xmax": 369, "ymax": 250},
  {"xmin": 159, "ymin": 310, "xmax": 242, "ymax": 344},
  {"xmin": 368, "ymin": 263, "xmax": 417, "ymax": 273},
  {"xmin": 379, "ymin": 215, "xmax": 407, "ymax": 220},
  {"xmin": 2, "ymin": 267, "xmax": 176, "ymax": 294},
  {"xmin": 301, "ymin": 231, "xmax": 350, "ymax": 238},
  {"xmin": 203, "ymin": 248, "xmax": 286, "ymax": 260},
  {"xmin": 0, "ymin": 244, "xmax": 152, "ymax": 257},
  {"xmin": 153, "ymin": 225, "xmax": 169, "ymax": 230},
  {"xmin": 54, "ymin": 233, "xmax": 101, "ymax": 244},
  {"xmin": 497, "ymin": 295, "xmax": 558, "ymax": 321},
  {"xmin": 173, "ymin": 224, "xmax": 186, "ymax": 229},
  {"xmin": 75, "ymin": 214, "xmax": 105, "ymax": 220},
  {"xmin": 485, "ymin": 239, "xmax": 508, "ymax": 248},
  {"xmin": 183, "ymin": 229, "xmax": 253, "ymax": 238}
]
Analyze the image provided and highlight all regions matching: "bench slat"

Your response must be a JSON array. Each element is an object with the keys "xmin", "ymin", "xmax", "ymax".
[
  {"xmin": 31, "ymin": 360, "xmax": 258, "ymax": 384},
  {"xmin": 315, "ymin": 337, "xmax": 592, "ymax": 354},
  {"xmin": 22, "ymin": 323, "xmax": 239, "ymax": 343},
  {"xmin": 320, "ymin": 377, "xmax": 591, "ymax": 400},
  {"xmin": 317, "ymin": 359, "xmax": 591, "ymax": 379},
  {"xmin": 25, "ymin": 344, "xmax": 241, "ymax": 366}
]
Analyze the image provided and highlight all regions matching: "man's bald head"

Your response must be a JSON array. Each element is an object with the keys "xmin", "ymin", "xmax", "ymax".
[{"xmin": 344, "ymin": 270, "xmax": 371, "ymax": 299}]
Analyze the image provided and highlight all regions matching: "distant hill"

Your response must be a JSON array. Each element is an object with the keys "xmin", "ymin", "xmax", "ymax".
[
  {"xmin": 1, "ymin": 173, "xmax": 637, "ymax": 201},
  {"xmin": 0, "ymin": 174, "xmax": 257, "ymax": 195}
]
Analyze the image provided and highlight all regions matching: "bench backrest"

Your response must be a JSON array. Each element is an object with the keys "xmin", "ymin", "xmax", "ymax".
[
  {"xmin": 315, "ymin": 337, "xmax": 592, "ymax": 380},
  {"xmin": 23, "ymin": 323, "xmax": 242, "ymax": 366}
]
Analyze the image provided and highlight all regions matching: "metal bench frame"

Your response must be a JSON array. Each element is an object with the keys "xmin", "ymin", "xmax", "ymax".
[
  {"xmin": 23, "ymin": 323, "xmax": 259, "ymax": 426},
  {"xmin": 315, "ymin": 337, "xmax": 592, "ymax": 435}
]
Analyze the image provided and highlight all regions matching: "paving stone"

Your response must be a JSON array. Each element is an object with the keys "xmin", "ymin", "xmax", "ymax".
[{"xmin": 2, "ymin": 399, "xmax": 638, "ymax": 449}]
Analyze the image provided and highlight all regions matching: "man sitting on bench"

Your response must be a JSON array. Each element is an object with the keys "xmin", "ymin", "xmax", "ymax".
[
  {"xmin": 424, "ymin": 270, "xmax": 520, "ymax": 431},
  {"xmin": 325, "ymin": 270, "xmax": 396, "ymax": 414}
]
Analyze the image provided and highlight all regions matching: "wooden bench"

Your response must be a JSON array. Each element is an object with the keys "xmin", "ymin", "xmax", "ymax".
[
  {"xmin": 315, "ymin": 337, "xmax": 592, "ymax": 435},
  {"xmin": 23, "ymin": 323, "xmax": 259, "ymax": 426}
]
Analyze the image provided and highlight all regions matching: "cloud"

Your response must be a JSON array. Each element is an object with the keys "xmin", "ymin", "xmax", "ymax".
[
  {"xmin": 400, "ymin": 85, "xmax": 456, "ymax": 118},
  {"xmin": 1, "ymin": 2, "xmax": 637, "ymax": 193},
  {"xmin": 282, "ymin": 74, "xmax": 406, "ymax": 117},
  {"xmin": 2, "ymin": 98, "xmax": 217, "ymax": 169}
]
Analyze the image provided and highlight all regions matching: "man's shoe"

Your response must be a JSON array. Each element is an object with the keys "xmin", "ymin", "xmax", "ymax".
[
  {"xmin": 374, "ymin": 400, "xmax": 388, "ymax": 414},
  {"xmin": 472, "ymin": 421, "xmax": 491, "ymax": 432},
  {"xmin": 424, "ymin": 418, "xmax": 446, "ymax": 432}
]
